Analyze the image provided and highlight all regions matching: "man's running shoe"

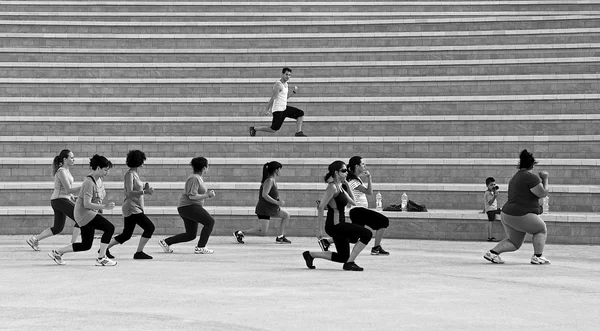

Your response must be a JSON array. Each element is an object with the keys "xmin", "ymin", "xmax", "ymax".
[
  {"xmin": 275, "ymin": 236, "xmax": 292, "ymax": 244},
  {"xmin": 95, "ymin": 256, "xmax": 117, "ymax": 266},
  {"xmin": 317, "ymin": 238, "xmax": 330, "ymax": 252},
  {"xmin": 233, "ymin": 230, "xmax": 245, "ymax": 244},
  {"xmin": 194, "ymin": 247, "xmax": 214, "ymax": 254},
  {"xmin": 484, "ymin": 251, "xmax": 504, "ymax": 264},
  {"xmin": 530, "ymin": 255, "xmax": 551, "ymax": 265},
  {"xmin": 158, "ymin": 239, "xmax": 173, "ymax": 253},
  {"xmin": 48, "ymin": 249, "xmax": 65, "ymax": 265},
  {"xmin": 371, "ymin": 245, "xmax": 390, "ymax": 256},
  {"xmin": 26, "ymin": 236, "xmax": 40, "ymax": 251}
]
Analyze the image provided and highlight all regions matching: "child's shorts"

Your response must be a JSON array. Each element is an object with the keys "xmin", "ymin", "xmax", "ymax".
[{"xmin": 486, "ymin": 208, "xmax": 501, "ymax": 222}]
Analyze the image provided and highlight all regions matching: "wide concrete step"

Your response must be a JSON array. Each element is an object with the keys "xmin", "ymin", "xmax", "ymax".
[
  {"xmin": 2, "ymin": 17, "xmax": 597, "ymax": 34},
  {"xmin": 1, "ymin": 157, "xmax": 597, "ymax": 185},
  {"xmin": 2, "ymin": 80, "xmax": 599, "ymax": 97},
  {"xmin": 0, "ymin": 135, "xmax": 598, "ymax": 158},
  {"xmin": 3, "ymin": 206, "xmax": 598, "ymax": 244},
  {"xmin": 1, "ymin": 115, "xmax": 598, "ymax": 137},
  {"xmin": 0, "ymin": 181, "xmax": 596, "ymax": 212}
]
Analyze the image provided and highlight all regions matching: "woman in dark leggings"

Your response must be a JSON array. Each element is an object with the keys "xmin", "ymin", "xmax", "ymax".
[
  {"xmin": 27, "ymin": 149, "xmax": 81, "ymax": 251},
  {"xmin": 48, "ymin": 155, "xmax": 116, "ymax": 266},
  {"xmin": 105, "ymin": 150, "xmax": 156, "ymax": 259},
  {"xmin": 158, "ymin": 157, "xmax": 216, "ymax": 254},
  {"xmin": 302, "ymin": 161, "xmax": 372, "ymax": 271}
]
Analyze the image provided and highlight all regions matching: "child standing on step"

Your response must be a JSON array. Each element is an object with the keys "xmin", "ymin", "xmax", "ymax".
[{"xmin": 484, "ymin": 177, "xmax": 501, "ymax": 242}]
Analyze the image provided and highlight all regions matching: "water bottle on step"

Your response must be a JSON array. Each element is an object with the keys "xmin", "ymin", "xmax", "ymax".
[
  {"xmin": 401, "ymin": 192, "xmax": 408, "ymax": 211},
  {"xmin": 375, "ymin": 192, "xmax": 383, "ymax": 211}
]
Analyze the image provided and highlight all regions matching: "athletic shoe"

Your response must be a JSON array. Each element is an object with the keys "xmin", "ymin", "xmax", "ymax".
[
  {"xmin": 48, "ymin": 249, "xmax": 65, "ymax": 265},
  {"xmin": 294, "ymin": 131, "xmax": 307, "ymax": 137},
  {"xmin": 530, "ymin": 255, "xmax": 551, "ymax": 265},
  {"xmin": 98, "ymin": 248, "xmax": 114, "ymax": 259},
  {"xmin": 275, "ymin": 236, "xmax": 292, "ymax": 244},
  {"xmin": 233, "ymin": 230, "xmax": 245, "ymax": 244},
  {"xmin": 483, "ymin": 251, "xmax": 505, "ymax": 264},
  {"xmin": 302, "ymin": 251, "xmax": 315, "ymax": 269},
  {"xmin": 95, "ymin": 256, "xmax": 117, "ymax": 266},
  {"xmin": 249, "ymin": 126, "xmax": 256, "ymax": 137},
  {"xmin": 317, "ymin": 238, "xmax": 330, "ymax": 252},
  {"xmin": 194, "ymin": 247, "xmax": 214, "ymax": 254},
  {"xmin": 371, "ymin": 245, "xmax": 390, "ymax": 256},
  {"xmin": 343, "ymin": 262, "xmax": 364, "ymax": 271},
  {"xmin": 26, "ymin": 236, "xmax": 40, "ymax": 251},
  {"xmin": 158, "ymin": 239, "xmax": 173, "ymax": 253},
  {"xmin": 133, "ymin": 251, "xmax": 153, "ymax": 260}
]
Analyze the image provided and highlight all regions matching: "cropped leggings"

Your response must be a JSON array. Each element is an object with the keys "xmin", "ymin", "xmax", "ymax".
[
  {"xmin": 349, "ymin": 207, "xmax": 389, "ymax": 230},
  {"xmin": 72, "ymin": 214, "xmax": 115, "ymax": 252},
  {"xmin": 114, "ymin": 213, "xmax": 155, "ymax": 244},
  {"xmin": 325, "ymin": 222, "xmax": 372, "ymax": 263},
  {"xmin": 49, "ymin": 198, "xmax": 79, "ymax": 235},
  {"xmin": 165, "ymin": 205, "xmax": 215, "ymax": 248}
]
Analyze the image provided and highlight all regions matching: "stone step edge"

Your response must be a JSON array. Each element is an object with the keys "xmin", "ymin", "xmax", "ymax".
[
  {"xmin": 3, "ymin": 43, "xmax": 600, "ymax": 54},
  {"xmin": 0, "ymin": 135, "xmax": 597, "ymax": 143},
  {"xmin": 2, "ymin": 27, "xmax": 599, "ymax": 39},
  {"xmin": 3, "ymin": 75, "xmax": 600, "ymax": 84},
  {"xmin": 0, "ymin": 205, "xmax": 597, "ymax": 223},
  {"xmin": 1, "ymin": 182, "xmax": 598, "ymax": 193},
  {"xmin": 2, "ymin": 114, "xmax": 598, "ymax": 123},
  {"xmin": 2, "ymin": 157, "xmax": 598, "ymax": 166},
  {"xmin": 3, "ymin": 15, "xmax": 598, "ymax": 26}
]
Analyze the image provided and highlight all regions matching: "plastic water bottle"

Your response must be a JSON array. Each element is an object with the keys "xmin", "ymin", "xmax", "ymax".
[
  {"xmin": 542, "ymin": 196, "xmax": 549, "ymax": 214},
  {"xmin": 401, "ymin": 192, "xmax": 408, "ymax": 211},
  {"xmin": 375, "ymin": 192, "xmax": 383, "ymax": 211}
]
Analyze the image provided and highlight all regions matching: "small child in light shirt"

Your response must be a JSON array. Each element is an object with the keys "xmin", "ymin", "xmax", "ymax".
[{"xmin": 483, "ymin": 177, "xmax": 501, "ymax": 242}]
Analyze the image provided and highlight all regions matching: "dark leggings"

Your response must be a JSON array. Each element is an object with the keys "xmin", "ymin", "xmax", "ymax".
[
  {"xmin": 72, "ymin": 214, "xmax": 115, "ymax": 252},
  {"xmin": 325, "ymin": 222, "xmax": 372, "ymax": 263},
  {"xmin": 49, "ymin": 198, "xmax": 79, "ymax": 235},
  {"xmin": 349, "ymin": 207, "xmax": 389, "ymax": 230},
  {"xmin": 114, "ymin": 213, "xmax": 155, "ymax": 244},
  {"xmin": 165, "ymin": 205, "xmax": 215, "ymax": 248}
]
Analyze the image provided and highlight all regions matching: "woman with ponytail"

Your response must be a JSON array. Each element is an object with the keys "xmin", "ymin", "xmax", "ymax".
[
  {"xmin": 233, "ymin": 161, "xmax": 292, "ymax": 244},
  {"xmin": 48, "ymin": 154, "xmax": 117, "ymax": 266},
  {"xmin": 302, "ymin": 161, "xmax": 372, "ymax": 271},
  {"xmin": 484, "ymin": 149, "xmax": 551, "ymax": 265},
  {"xmin": 26, "ymin": 150, "xmax": 81, "ymax": 251}
]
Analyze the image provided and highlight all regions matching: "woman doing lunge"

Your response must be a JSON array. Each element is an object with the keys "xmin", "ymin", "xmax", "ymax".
[
  {"xmin": 105, "ymin": 150, "xmax": 156, "ymax": 259},
  {"xmin": 233, "ymin": 161, "xmax": 292, "ymax": 244},
  {"xmin": 158, "ymin": 157, "xmax": 216, "ymax": 254},
  {"xmin": 484, "ymin": 149, "xmax": 551, "ymax": 265},
  {"xmin": 27, "ymin": 149, "xmax": 81, "ymax": 251},
  {"xmin": 302, "ymin": 161, "xmax": 372, "ymax": 271},
  {"xmin": 47, "ymin": 155, "xmax": 117, "ymax": 266}
]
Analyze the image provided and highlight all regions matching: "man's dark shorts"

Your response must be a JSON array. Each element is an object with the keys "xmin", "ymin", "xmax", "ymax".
[{"xmin": 270, "ymin": 106, "xmax": 304, "ymax": 131}]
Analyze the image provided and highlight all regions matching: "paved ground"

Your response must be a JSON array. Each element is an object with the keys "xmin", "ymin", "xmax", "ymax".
[{"xmin": 1, "ymin": 235, "xmax": 599, "ymax": 331}]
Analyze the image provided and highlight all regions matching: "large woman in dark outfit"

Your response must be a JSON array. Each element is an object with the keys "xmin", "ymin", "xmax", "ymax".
[{"xmin": 302, "ymin": 161, "xmax": 372, "ymax": 271}]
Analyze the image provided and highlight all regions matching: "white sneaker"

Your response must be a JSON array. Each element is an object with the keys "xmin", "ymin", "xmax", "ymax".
[
  {"xmin": 530, "ymin": 255, "xmax": 551, "ymax": 265},
  {"xmin": 48, "ymin": 249, "xmax": 65, "ymax": 265},
  {"xmin": 26, "ymin": 236, "xmax": 40, "ymax": 251},
  {"xmin": 194, "ymin": 247, "xmax": 214, "ymax": 254},
  {"xmin": 95, "ymin": 256, "xmax": 117, "ymax": 266},
  {"xmin": 158, "ymin": 239, "xmax": 173, "ymax": 253},
  {"xmin": 483, "ymin": 251, "xmax": 504, "ymax": 264}
]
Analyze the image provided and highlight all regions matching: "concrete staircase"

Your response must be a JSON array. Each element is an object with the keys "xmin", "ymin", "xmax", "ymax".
[{"xmin": 0, "ymin": 0, "xmax": 599, "ymax": 244}]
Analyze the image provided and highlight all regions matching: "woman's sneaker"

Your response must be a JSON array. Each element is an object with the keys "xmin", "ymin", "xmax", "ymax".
[
  {"xmin": 48, "ymin": 249, "xmax": 65, "ymax": 265},
  {"xmin": 158, "ymin": 239, "xmax": 173, "ymax": 253},
  {"xmin": 275, "ymin": 236, "xmax": 292, "ymax": 244},
  {"xmin": 483, "ymin": 251, "xmax": 504, "ymax": 264},
  {"xmin": 233, "ymin": 230, "xmax": 245, "ymax": 244},
  {"xmin": 371, "ymin": 245, "xmax": 390, "ymax": 255},
  {"xmin": 343, "ymin": 262, "xmax": 364, "ymax": 271},
  {"xmin": 26, "ymin": 236, "xmax": 40, "ymax": 251},
  {"xmin": 194, "ymin": 247, "xmax": 214, "ymax": 254},
  {"xmin": 530, "ymin": 255, "xmax": 551, "ymax": 265},
  {"xmin": 133, "ymin": 251, "xmax": 153, "ymax": 260},
  {"xmin": 317, "ymin": 238, "xmax": 330, "ymax": 251},
  {"xmin": 95, "ymin": 256, "xmax": 117, "ymax": 266}
]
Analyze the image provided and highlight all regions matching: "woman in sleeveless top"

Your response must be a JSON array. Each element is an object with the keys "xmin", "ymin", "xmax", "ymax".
[
  {"xmin": 105, "ymin": 150, "xmax": 156, "ymax": 259},
  {"xmin": 302, "ymin": 161, "xmax": 372, "ymax": 271},
  {"xmin": 27, "ymin": 149, "xmax": 81, "ymax": 251},
  {"xmin": 48, "ymin": 155, "xmax": 117, "ymax": 266},
  {"xmin": 158, "ymin": 157, "xmax": 216, "ymax": 254},
  {"xmin": 233, "ymin": 161, "xmax": 292, "ymax": 244}
]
